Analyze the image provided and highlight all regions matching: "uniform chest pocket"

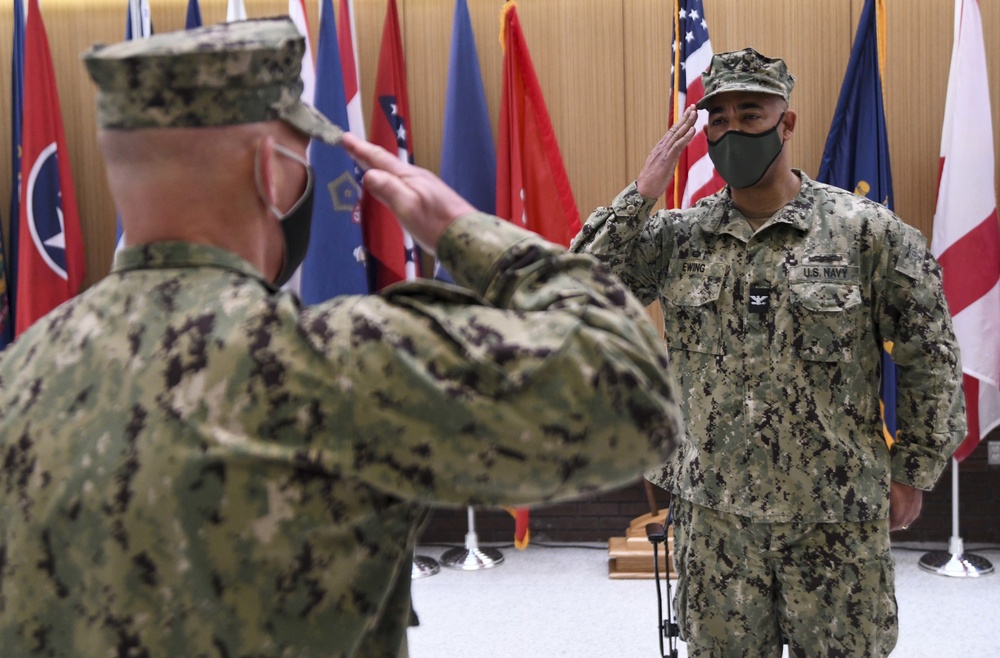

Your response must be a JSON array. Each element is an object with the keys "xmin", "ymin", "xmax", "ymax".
[
  {"xmin": 788, "ymin": 281, "xmax": 861, "ymax": 362},
  {"xmin": 663, "ymin": 267, "xmax": 726, "ymax": 356}
]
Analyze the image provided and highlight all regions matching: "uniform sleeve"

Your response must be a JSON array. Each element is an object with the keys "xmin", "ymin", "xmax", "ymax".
[
  {"xmin": 876, "ymin": 219, "xmax": 966, "ymax": 490},
  {"xmin": 303, "ymin": 212, "xmax": 683, "ymax": 507},
  {"xmin": 569, "ymin": 182, "xmax": 670, "ymax": 306}
]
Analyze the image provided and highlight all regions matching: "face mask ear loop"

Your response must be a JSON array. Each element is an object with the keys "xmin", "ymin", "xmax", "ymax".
[
  {"xmin": 257, "ymin": 142, "xmax": 314, "ymax": 221},
  {"xmin": 254, "ymin": 142, "xmax": 283, "ymax": 220},
  {"xmin": 271, "ymin": 144, "xmax": 314, "ymax": 221}
]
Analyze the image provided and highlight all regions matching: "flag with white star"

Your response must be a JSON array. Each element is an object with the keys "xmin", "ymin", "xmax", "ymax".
[
  {"xmin": 668, "ymin": 0, "xmax": 724, "ymax": 209},
  {"xmin": 16, "ymin": 0, "xmax": 85, "ymax": 335},
  {"xmin": 361, "ymin": 0, "xmax": 420, "ymax": 290}
]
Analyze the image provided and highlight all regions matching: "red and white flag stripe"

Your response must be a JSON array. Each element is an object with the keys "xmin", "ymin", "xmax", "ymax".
[
  {"xmin": 338, "ymin": 0, "xmax": 366, "ymax": 139},
  {"xmin": 226, "ymin": 0, "xmax": 246, "ymax": 22},
  {"xmin": 930, "ymin": 0, "xmax": 1000, "ymax": 461},
  {"xmin": 670, "ymin": 0, "xmax": 724, "ymax": 209}
]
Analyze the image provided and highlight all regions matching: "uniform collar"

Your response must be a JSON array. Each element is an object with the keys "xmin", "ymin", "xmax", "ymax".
[
  {"xmin": 112, "ymin": 241, "xmax": 279, "ymax": 293},
  {"xmin": 699, "ymin": 169, "xmax": 815, "ymax": 239}
]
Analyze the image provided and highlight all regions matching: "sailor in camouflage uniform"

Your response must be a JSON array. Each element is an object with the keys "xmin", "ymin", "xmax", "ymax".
[
  {"xmin": 573, "ymin": 48, "xmax": 965, "ymax": 657},
  {"xmin": 0, "ymin": 19, "xmax": 683, "ymax": 658}
]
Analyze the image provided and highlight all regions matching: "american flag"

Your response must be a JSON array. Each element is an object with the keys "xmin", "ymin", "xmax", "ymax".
[
  {"xmin": 668, "ymin": 0, "xmax": 724, "ymax": 209},
  {"xmin": 930, "ymin": 0, "xmax": 1000, "ymax": 462}
]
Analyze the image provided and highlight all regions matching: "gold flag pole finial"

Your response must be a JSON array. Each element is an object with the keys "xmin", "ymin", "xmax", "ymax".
[{"xmin": 500, "ymin": 0, "xmax": 517, "ymax": 52}]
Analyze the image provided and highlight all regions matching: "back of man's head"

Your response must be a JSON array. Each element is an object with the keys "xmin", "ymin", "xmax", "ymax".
[{"xmin": 82, "ymin": 17, "xmax": 342, "ymax": 145}]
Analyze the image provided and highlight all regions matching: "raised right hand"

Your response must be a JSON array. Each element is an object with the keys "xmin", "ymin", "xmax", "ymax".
[
  {"xmin": 340, "ymin": 132, "xmax": 475, "ymax": 256},
  {"xmin": 635, "ymin": 105, "xmax": 698, "ymax": 200}
]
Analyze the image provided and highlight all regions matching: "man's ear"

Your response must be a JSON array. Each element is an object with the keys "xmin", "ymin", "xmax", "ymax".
[{"xmin": 781, "ymin": 109, "xmax": 797, "ymax": 139}]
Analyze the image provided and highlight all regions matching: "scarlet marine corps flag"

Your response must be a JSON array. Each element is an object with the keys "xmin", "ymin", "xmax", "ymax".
[
  {"xmin": 496, "ymin": 1, "xmax": 579, "ymax": 248},
  {"xmin": 361, "ymin": 0, "xmax": 420, "ymax": 290},
  {"xmin": 16, "ymin": 0, "xmax": 85, "ymax": 336},
  {"xmin": 497, "ymin": 1, "xmax": 580, "ymax": 547},
  {"xmin": 930, "ymin": 0, "xmax": 1000, "ymax": 462}
]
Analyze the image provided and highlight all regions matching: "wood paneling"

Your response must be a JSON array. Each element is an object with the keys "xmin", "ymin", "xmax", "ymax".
[
  {"xmin": 1, "ymin": 0, "xmax": 999, "ymax": 291},
  {"xmin": 623, "ymin": 0, "xmax": 672, "ymax": 211},
  {"xmin": 705, "ymin": 0, "xmax": 853, "ymax": 189}
]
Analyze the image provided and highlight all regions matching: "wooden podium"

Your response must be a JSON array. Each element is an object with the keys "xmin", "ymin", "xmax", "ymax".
[
  {"xmin": 607, "ymin": 305, "xmax": 677, "ymax": 579},
  {"xmin": 607, "ymin": 480, "xmax": 676, "ymax": 579}
]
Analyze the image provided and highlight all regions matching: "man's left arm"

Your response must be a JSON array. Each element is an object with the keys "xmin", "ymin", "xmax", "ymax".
[{"xmin": 876, "ymin": 221, "xmax": 967, "ymax": 507}]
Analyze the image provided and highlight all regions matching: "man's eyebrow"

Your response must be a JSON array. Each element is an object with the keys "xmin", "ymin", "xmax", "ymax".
[
  {"xmin": 736, "ymin": 102, "xmax": 765, "ymax": 110},
  {"xmin": 708, "ymin": 101, "xmax": 766, "ymax": 115}
]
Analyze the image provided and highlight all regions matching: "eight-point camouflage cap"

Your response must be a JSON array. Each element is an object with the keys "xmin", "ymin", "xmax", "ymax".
[
  {"xmin": 81, "ymin": 17, "xmax": 342, "ymax": 145},
  {"xmin": 697, "ymin": 47, "xmax": 795, "ymax": 110}
]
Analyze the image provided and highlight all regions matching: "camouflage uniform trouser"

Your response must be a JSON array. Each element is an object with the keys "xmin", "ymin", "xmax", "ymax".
[{"xmin": 672, "ymin": 498, "xmax": 898, "ymax": 658}]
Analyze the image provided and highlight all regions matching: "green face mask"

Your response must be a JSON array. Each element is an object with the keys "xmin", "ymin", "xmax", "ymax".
[{"xmin": 707, "ymin": 112, "xmax": 786, "ymax": 189}]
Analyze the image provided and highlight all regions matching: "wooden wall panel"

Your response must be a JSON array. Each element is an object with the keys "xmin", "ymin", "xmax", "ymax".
[
  {"xmin": 1, "ymin": 0, "xmax": 999, "ymax": 293},
  {"xmin": 705, "ymin": 0, "xmax": 852, "ymax": 189},
  {"xmin": 512, "ymin": 0, "xmax": 625, "ymax": 219},
  {"xmin": 622, "ymin": 0, "xmax": 672, "ymax": 209},
  {"xmin": 884, "ymin": 0, "xmax": 951, "ymax": 237}
]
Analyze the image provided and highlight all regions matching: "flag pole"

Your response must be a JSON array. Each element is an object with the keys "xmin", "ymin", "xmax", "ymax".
[
  {"xmin": 439, "ymin": 506, "xmax": 505, "ymax": 570},
  {"xmin": 917, "ymin": 457, "xmax": 994, "ymax": 577},
  {"xmin": 671, "ymin": 0, "xmax": 681, "ymax": 210}
]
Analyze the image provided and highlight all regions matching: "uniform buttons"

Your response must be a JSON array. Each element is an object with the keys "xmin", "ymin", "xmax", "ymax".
[{"xmin": 626, "ymin": 204, "xmax": 636, "ymax": 212}]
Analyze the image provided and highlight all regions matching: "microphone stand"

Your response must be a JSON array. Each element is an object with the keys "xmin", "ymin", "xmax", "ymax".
[{"xmin": 647, "ymin": 513, "xmax": 679, "ymax": 658}]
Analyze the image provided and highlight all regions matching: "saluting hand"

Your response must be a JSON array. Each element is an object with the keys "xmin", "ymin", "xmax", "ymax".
[
  {"xmin": 340, "ymin": 132, "xmax": 475, "ymax": 256},
  {"xmin": 636, "ymin": 104, "xmax": 698, "ymax": 200}
]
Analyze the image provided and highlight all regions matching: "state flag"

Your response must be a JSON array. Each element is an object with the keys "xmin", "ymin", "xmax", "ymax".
[
  {"xmin": 930, "ymin": 0, "xmax": 1000, "ymax": 461},
  {"xmin": 361, "ymin": 0, "xmax": 420, "ymax": 290},
  {"xmin": 16, "ymin": 0, "xmax": 85, "ymax": 335},
  {"xmin": 299, "ymin": 0, "xmax": 368, "ymax": 302}
]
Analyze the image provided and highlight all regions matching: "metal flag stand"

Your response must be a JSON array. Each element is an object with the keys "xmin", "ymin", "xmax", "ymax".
[
  {"xmin": 918, "ymin": 458, "xmax": 994, "ymax": 578},
  {"xmin": 439, "ymin": 506, "xmax": 504, "ymax": 570},
  {"xmin": 411, "ymin": 554, "xmax": 440, "ymax": 579}
]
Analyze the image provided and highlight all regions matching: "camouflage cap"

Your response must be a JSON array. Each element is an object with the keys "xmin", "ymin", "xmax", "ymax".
[
  {"xmin": 81, "ymin": 17, "xmax": 341, "ymax": 145},
  {"xmin": 697, "ymin": 47, "xmax": 795, "ymax": 110}
]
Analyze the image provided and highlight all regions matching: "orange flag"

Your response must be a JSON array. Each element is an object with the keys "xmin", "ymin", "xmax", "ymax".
[
  {"xmin": 496, "ymin": 1, "xmax": 579, "ymax": 246},
  {"xmin": 496, "ymin": 2, "xmax": 580, "ymax": 548}
]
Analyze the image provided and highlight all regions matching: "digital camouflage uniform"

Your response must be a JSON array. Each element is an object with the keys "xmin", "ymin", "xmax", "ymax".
[
  {"xmin": 573, "ymin": 50, "xmax": 965, "ymax": 657},
  {"xmin": 0, "ymin": 19, "xmax": 683, "ymax": 658}
]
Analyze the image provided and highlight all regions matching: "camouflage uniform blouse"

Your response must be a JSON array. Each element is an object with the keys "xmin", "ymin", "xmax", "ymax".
[
  {"xmin": 0, "ymin": 212, "xmax": 682, "ymax": 658},
  {"xmin": 573, "ymin": 172, "xmax": 966, "ymax": 523}
]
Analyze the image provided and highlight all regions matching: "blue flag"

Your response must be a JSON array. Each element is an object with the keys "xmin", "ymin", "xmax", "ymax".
[
  {"xmin": 185, "ymin": 0, "xmax": 203, "ymax": 28},
  {"xmin": 6, "ymin": 0, "xmax": 26, "ymax": 345},
  {"xmin": 436, "ymin": 0, "xmax": 496, "ymax": 282},
  {"xmin": 816, "ymin": 0, "xmax": 898, "ymax": 444},
  {"xmin": 299, "ymin": 0, "xmax": 368, "ymax": 303}
]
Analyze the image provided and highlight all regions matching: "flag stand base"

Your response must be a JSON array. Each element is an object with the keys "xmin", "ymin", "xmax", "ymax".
[
  {"xmin": 918, "ymin": 537, "xmax": 994, "ymax": 578},
  {"xmin": 440, "ymin": 545, "xmax": 505, "ymax": 570},
  {"xmin": 439, "ymin": 508, "xmax": 505, "ymax": 571},
  {"xmin": 440, "ymin": 529, "xmax": 504, "ymax": 571},
  {"xmin": 411, "ymin": 555, "xmax": 440, "ymax": 579}
]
